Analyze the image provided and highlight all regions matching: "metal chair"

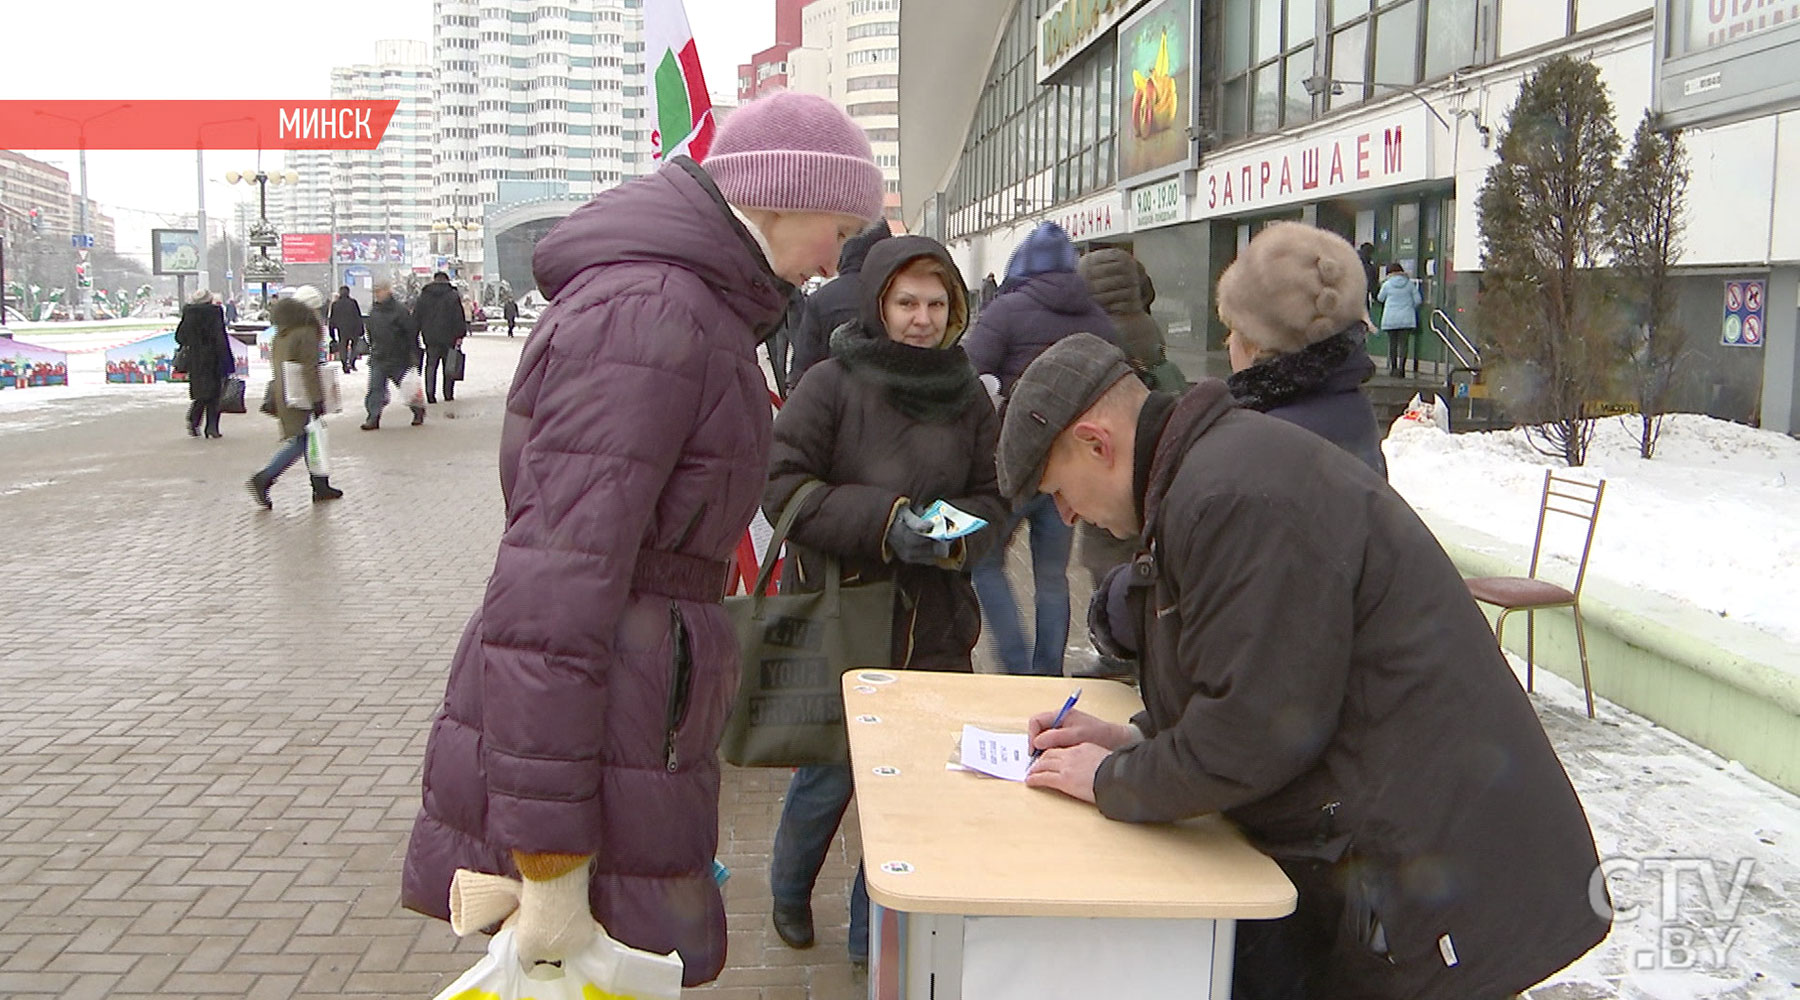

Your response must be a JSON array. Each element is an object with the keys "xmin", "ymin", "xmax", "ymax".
[{"xmin": 1465, "ymin": 471, "xmax": 1606, "ymax": 718}]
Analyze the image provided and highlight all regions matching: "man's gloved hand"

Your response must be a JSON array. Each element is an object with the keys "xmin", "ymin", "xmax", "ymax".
[
  {"xmin": 886, "ymin": 502, "xmax": 952, "ymax": 566},
  {"xmin": 1087, "ymin": 562, "xmax": 1141, "ymax": 659},
  {"xmin": 512, "ymin": 854, "xmax": 595, "ymax": 966}
]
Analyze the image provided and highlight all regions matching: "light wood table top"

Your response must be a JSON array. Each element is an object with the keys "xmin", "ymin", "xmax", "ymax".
[{"xmin": 844, "ymin": 670, "xmax": 1296, "ymax": 919}]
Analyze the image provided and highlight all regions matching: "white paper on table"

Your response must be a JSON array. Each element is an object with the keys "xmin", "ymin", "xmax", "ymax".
[{"xmin": 958, "ymin": 725, "xmax": 1032, "ymax": 781}]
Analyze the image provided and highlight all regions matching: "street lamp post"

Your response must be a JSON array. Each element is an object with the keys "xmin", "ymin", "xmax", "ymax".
[
  {"xmin": 227, "ymin": 168, "xmax": 298, "ymax": 308},
  {"xmin": 34, "ymin": 102, "xmax": 132, "ymax": 319},
  {"xmin": 195, "ymin": 118, "xmax": 256, "ymax": 296}
]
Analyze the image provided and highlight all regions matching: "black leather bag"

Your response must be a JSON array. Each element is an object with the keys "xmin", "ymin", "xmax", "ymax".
[
  {"xmin": 444, "ymin": 346, "xmax": 466, "ymax": 381},
  {"xmin": 721, "ymin": 480, "xmax": 895, "ymax": 768},
  {"xmin": 171, "ymin": 345, "xmax": 191, "ymax": 375},
  {"xmin": 220, "ymin": 377, "xmax": 247, "ymax": 414}
]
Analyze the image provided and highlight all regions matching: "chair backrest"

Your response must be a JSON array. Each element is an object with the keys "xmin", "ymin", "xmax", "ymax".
[{"xmin": 1527, "ymin": 470, "xmax": 1606, "ymax": 597}]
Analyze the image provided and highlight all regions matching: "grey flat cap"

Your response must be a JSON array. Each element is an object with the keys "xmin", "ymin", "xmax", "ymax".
[{"xmin": 996, "ymin": 332, "xmax": 1134, "ymax": 503}]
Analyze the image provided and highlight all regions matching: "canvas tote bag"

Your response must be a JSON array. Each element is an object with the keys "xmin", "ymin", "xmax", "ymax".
[{"xmin": 721, "ymin": 480, "xmax": 894, "ymax": 768}]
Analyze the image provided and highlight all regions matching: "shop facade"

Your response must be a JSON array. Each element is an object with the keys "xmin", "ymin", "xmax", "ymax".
[{"xmin": 901, "ymin": 0, "xmax": 1800, "ymax": 430}]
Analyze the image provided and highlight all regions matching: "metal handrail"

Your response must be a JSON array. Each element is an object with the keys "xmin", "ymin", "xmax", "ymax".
[{"xmin": 1430, "ymin": 308, "xmax": 1482, "ymax": 371}]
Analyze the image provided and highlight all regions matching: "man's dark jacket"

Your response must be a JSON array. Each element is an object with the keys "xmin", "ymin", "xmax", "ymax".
[
  {"xmin": 328, "ymin": 294, "xmax": 365, "ymax": 346},
  {"xmin": 1098, "ymin": 381, "xmax": 1608, "ymax": 998},
  {"xmin": 787, "ymin": 221, "xmax": 892, "ymax": 389},
  {"xmin": 364, "ymin": 296, "xmax": 421, "ymax": 373},
  {"xmin": 962, "ymin": 271, "xmax": 1117, "ymax": 395},
  {"xmin": 413, "ymin": 280, "xmax": 467, "ymax": 348},
  {"xmin": 765, "ymin": 237, "xmax": 1008, "ymax": 670}
]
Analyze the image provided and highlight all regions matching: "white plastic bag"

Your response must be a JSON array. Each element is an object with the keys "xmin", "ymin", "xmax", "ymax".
[
  {"xmin": 397, "ymin": 369, "xmax": 426, "ymax": 408},
  {"xmin": 304, "ymin": 417, "xmax": 330, "ymax": 477},
  {"xmin": 434, "ymin": 870, "xmax": 683, "ymax": 1000},
  {"xmin": 1397, "ymin": 392, "xmax": 1451, "ymax": 433}
]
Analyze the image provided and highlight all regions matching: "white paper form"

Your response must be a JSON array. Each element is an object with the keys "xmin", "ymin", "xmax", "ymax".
[{"xmin": 958, "ymin": 725, "xmax": 1033, "ymax": 781}]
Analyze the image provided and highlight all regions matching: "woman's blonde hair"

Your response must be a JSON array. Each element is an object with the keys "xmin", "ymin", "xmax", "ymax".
[{"xmin": 882, "ymin": 256, "xmax": 968, "ymax": 342}]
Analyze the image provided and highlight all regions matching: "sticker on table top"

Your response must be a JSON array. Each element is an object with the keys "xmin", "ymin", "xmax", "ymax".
[
  {"xmin": 853, "ymin": 685, "xmax": 878, "ymax": 695},
  {"xmin": 857, "ymin": 671, "xmax": 897, "ymax": 684},
  {"xmin": 871, "ymin": 765, "xmax": 900, "ymax": 777},
  {"xmin": 855, "ymin": 714, "xmax": 882, "ymax": 724},
  {"xmin": 879, "ymin": 860, "xmax": 914, "ymax": 875}
]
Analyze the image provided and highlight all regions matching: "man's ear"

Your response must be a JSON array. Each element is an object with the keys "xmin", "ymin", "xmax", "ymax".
[{"xmin": 1066, "ymin": 420, "xmax": 1115, "ymax": 464}]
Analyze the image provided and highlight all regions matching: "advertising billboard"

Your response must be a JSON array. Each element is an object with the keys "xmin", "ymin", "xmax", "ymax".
[
  {"xmin": 334, "ymin": 233, "xmax": 407, "ymax": 263},
  {"xmin": 281, "ymin": 233, "xmax": 332, "ymax": 264},
  {"xmin": 151, "ymin": 229, "xmax": 202, "ymax": 276},
  {"xmin": 1115, "ymin": 0, "xmax": 1195, "ymax": 187}
]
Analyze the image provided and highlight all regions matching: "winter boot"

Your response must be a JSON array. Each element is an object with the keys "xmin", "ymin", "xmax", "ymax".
[
  {"xmin": 310, "ymin": 476, "xmax": 344, "ymax": 502},
  {"xmin": 410, "ymin": 405, "xmax": 426, "ymax": 426},
  {"xmin": 361, "ymin": 417, "xmax": 380, "ymax": 430},
  {"xmin": 247, "ymin": 472, "xmax": 274, "ymax": 510}
]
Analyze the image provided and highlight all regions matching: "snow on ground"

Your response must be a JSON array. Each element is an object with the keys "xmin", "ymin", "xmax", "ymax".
[{"xmin": 1383, "ymin": 414, "xmax": 1800, "ymax": 646}]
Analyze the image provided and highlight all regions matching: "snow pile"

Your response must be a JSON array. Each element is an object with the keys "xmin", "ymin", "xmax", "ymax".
[{"xmin": 1384, "ymin": 414, "xmax": 1800, "ymax": 645}]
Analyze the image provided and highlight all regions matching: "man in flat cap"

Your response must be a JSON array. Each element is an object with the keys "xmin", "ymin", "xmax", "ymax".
[{"xmin": 1001, "ymin": 332, "xmax": 1608, "ymax": 999}]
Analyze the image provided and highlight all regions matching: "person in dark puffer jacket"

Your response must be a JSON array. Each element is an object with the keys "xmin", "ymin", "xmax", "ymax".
[
  {"xmin": 399, "ymin": 91, "xmax": 885, "ymax": 987},
  {"xmin": 962, "ymin": 222, "xmax": 1117, "ymax": 679},
  {"xmin": 1077, "ymin": 247, "xmax": 1177, "ymax": 391},
  {"xmin": 786, "ymin": 217, "xmax": 892, "ymax": 390},
  {"xmin": 763, "ymin": 234, "xmax": 1006, "ymax": 967},
  {"xmin": 1218, "ymin": 222, "xmax": 1388, "ymax": 479}
]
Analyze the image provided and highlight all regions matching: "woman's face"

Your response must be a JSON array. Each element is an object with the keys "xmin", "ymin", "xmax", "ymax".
[
  {"xmin": 882, "ymin": 270, "xmax": 950, "ymax": 348},
  {"xmin": 761, "ymin": 211, "xmax": 867, "ymax": 285}
]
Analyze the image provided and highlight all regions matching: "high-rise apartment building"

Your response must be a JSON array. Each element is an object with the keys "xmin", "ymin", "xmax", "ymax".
[
  {"xmin": 0, "ymin": 150, "xmax": 76, "ymax": 243},
  {"xmin": 789, "ymin": 0, "xmax": 902, "ymax": 220},
  {"xmin": 738, "ymin": 0, "xmax": 817, "ymax": 103}
]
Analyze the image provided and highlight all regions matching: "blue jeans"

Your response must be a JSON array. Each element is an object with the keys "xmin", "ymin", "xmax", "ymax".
[
  {"xmin": 258, "ymin": 432, "xmax": 308, "ymax": 482},
  {"xmin": 971, "ymin": 492, "xmax": 1073, "ymax": 676},
  {"xmin": 364, "ymin": 362, "xmax": 405, "ymax": 423},
  {"xmin": 769, "ymin": 764, "xmax": 869, "ymax": 961}
]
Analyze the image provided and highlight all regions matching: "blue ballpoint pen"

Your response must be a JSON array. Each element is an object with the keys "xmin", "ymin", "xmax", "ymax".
[{"xmin": 1029, "ymin": 687, "xmax": 1082, "ymax": 763}]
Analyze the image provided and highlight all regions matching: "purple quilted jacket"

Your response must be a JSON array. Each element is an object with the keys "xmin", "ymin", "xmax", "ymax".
[{"xmin": 401, "ymin": 158, "xmax": 788, "ymax": 986}]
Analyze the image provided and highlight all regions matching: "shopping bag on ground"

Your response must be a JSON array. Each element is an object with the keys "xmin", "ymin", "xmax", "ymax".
[
  {"xmin": 397, "ymin": 369, "xmax": 426, "ymax": 408},
  {"xmin": 317, "ymin": 361, "xmax": 343, "ymax": 414},
  {"xmin": 304, "ymin": 417, "xmax": 331, "ymax": 476},
  {"xmin": 220, "ymin": 377, "xmax": 247, "ymax": 414},
  {"xmin": 434, "ymin": 870, "xmax": 683, "ymax": 1000},
  {"xmin": 1397, "ymin": 392, "xmax": 1451, "ymax": 433},
  {"xmin": 282, "ymin": 360, "xmax": 314, "ymax": 407}
]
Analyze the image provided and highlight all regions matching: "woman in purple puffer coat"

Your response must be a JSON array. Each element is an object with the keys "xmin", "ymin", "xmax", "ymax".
[{"xmin": 401, "ymin": 92, "xmax": 883, "ymax": 987}]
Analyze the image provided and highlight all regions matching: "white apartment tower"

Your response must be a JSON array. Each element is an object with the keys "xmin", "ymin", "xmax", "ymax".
[
  {"xmin": 790, "ymin": 0, "xmax": 902, "ymax": 221},
  {"xmin": 431, "ymin": 0, "xmax": 651, "ymax": 222}
]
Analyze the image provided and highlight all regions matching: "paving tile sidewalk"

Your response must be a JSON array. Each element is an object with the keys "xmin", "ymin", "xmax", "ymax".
[{"xmin": 0, "ymin": 334, "xmax": 1792, "ymax": 999}]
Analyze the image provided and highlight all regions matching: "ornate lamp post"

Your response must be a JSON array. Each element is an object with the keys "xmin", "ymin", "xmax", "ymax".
[
  {"xmin": 226, "ymin": 169, "xmax": 298, "ymax": 307},
  {"xmin": 430, "ymin": 217, "xmax": 482, "ymax": 281}
]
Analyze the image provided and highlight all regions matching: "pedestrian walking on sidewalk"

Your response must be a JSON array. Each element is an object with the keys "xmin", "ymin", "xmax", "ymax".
[
  {"xmin": 502, "ymin": 295, "xmax": 519, "ymax": 337},
  {"xmin": 762, "ymin": 236, "xmax": 1007, "ymax": 966},
  {"xmin": 1220, "ymin": 222, "xmax": 1389, "ymax": 477},
  {"xmin": 175, "ymin": 287, "xmax": 232, "ymax": 439},
  {"xmin": 1004, "ymin": 334, "xmax": 1609, "ymax": 1000},
  {"xmin": 413, "ymin": 272, "xmax": 467, "ymax": 403},
  {"xmin": 400, "ymin": 90, "xmax": 886, "ymax": 987},
  {"xmin": 360, "ymin": 280, "xmax": 426, "ymax": 430},
  {"xmin": 962, "ymin": 221, "xmax": 1117, "ymax": 678},
  {"xmin": 328, "ymin": 285, "xmax": 365, "ymax": 373},
  {"xmin": 247, "ymin": 296, "xmax": 342, "ymax": 508}
]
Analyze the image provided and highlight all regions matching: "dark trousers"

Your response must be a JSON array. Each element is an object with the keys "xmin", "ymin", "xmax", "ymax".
[
  {"xmin": 185, "ymin": 398, "xmax": 221, "ymax": 436},
  {"xmin": 506, "ymin": 318, "xmax": 516, "ymax": 337},
  {"xmin": 769, "ymin": 764, "xmax": 869, "ymax": 961},
  {"xmin": 423, "ymin": 345, "xmax": 455, "ymax": 401},
  {"xmin": 1384, "ymin": 325, "xmax": 1413, "ymax": 375}
]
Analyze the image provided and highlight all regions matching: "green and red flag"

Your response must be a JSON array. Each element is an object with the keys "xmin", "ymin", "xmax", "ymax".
[{"xmin": 645, "ymin": 0, "xmax": 715, "ymax": 163}]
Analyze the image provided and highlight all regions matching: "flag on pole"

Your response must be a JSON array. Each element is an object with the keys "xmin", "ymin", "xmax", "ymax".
[{"xmin": 644, "ymin": 0, "xmax": 716, "ymax": 163}]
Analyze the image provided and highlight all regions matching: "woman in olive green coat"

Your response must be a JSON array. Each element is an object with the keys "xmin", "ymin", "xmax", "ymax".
[{"xmin": 248, "ymin": 295, "xmax": 342, "ymax": 508}]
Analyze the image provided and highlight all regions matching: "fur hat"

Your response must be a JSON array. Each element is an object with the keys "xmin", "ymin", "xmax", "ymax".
[
  {"xmin": 705, "ymin": 91, "xmax": 885, "ymax": 223},
  {"xmin": 1216, "ymin": 222, "xmax": 1368, "ymax": 355},
  {"xmin": 268, "ymin": 296, "xmax": 319, "ymax": 331},
  {"xmin": 290, "ymin": 285, "xmax": 325, "ymax": 311},
  {"xmin": 190, "ymin": 287, "xmax": 214, "ymax": 304}
]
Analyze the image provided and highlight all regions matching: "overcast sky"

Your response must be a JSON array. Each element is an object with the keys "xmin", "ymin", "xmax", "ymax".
[{"xmin": 0, "ymin": 0, "xmax": 773, "ymax": 257}]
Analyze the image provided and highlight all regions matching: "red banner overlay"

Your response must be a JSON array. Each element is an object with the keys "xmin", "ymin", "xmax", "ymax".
[
  {"xmin": 281, "ymin": 234, "xmax": 333, "ymax": 264},
  {"xmin": 0, "ymin": 101, "xmax": 400, "ymax": 150}
]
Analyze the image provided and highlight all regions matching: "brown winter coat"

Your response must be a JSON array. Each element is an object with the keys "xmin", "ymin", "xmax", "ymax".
[
  {"xmin": 1077, "ymin": 248, "xmax": 1168, "ymax": 378},
  {"xmin": 765, "ymin": 237, "xmax": 1008, "ymax": 670},
  {"xmin": 1098, "ymin": 381, "xmax": 1609, "ymax": 998},
  {"xmin": 267, "ymin": 298, "xmax": 323, "ymax": 439}
]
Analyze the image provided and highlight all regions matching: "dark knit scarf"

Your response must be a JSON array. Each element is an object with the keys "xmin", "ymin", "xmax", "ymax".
[
  {"xmin": 829, "ymin": 322, "xmax": 980, "ymax": 424},
  {"xmin": 1226, "ymin": 325, "xmax": 1365, "ymax": 412}
]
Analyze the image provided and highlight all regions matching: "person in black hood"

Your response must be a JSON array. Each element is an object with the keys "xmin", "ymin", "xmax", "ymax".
[
  {"xmin": 412, "ymin": 271, "xmax": 467, "ymax": 403},
  {"xmin": 785, "ymin": 217, "xmax": 892, "ymax": 390},
  {"xmin": 1218, "ymin": 222, "xmax": 1388, "ymax": 478},
  {"xmin": 761, "ymin": 234, "xmax": 1007, "ymax": 967}
]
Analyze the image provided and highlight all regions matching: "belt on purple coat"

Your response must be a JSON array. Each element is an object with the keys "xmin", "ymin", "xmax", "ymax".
[{"xmin": 632, "ymin": 548, "xmax": 736, "ymax": 604}]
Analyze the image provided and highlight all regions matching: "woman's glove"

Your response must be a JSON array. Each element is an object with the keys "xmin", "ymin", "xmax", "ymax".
[
  {"xmin": 885, "ymin": 503, "xmax": 952, "ymax": 566},
  {"xmin": 1087, "ymin": 562, "xmax": 1141, "ymax": 659},
  {"xmin": 511, "ymin": 852, "xmax": 594, "ymax": 966}
]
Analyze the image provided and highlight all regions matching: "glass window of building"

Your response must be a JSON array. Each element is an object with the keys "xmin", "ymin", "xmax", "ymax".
[{"xmin": 1219, "ymin": 0, "xmax": 1321, "ymax": 139}]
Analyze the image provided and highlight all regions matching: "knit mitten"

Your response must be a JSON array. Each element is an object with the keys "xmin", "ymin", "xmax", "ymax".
[{"xmin": 512, "ymin": 852, "xmax": 594, "ymax": 966}]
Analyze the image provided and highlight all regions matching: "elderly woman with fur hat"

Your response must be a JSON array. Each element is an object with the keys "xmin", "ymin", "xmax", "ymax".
[
  {"xmin": 400, "ymin": 91, "xmax": 886, "ymax": 986},
  {"xmin": 1216, "ymin": 222, "xmax": 1388, "ymax": 477}
]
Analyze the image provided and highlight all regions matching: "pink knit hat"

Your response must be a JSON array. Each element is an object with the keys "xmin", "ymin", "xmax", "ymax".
[{"xmin": 706, "ymin": 91, "xmax": 885, "ymax": 223}]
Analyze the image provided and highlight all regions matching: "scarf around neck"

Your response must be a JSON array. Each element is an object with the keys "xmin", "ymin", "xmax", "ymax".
[
  {"xmin": 1226, "ymin": 325, "xmax": 1366, "ymax": 412},
  {"xmin": 829, "ymin": 322, "xmax": 980, "ymax": 424}
]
